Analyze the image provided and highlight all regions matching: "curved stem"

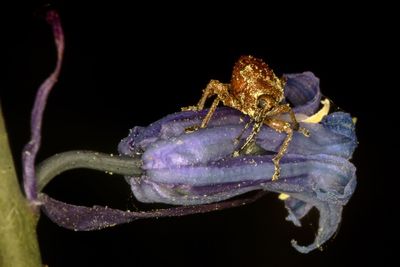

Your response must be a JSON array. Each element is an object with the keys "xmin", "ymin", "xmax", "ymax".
[{"xmin": 36, "ymin": 150, "xmax": 142, "ymax": 191}]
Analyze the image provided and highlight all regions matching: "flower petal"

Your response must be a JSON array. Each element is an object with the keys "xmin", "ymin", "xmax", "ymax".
[
  {"xmin": 39, "ymin": 191, "xmax": 266, "ymax": 231},
  {"xmin": 284, "ymin": 72, "xmax": 321, "ymax": 116}
]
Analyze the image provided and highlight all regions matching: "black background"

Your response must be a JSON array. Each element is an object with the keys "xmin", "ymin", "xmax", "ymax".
[{"xmin": 2, "ymin": 1, "xmax": 395, "ymax": 267}]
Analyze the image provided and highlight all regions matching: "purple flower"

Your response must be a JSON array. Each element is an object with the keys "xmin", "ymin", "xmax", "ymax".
[
  {"xmin": 25, "ymin": 9, "xmax": 357, "ymax": 255},
  {"xmin": 39, "ymin": 69, "xmax": 357, "ymax": 253},
  {"xmin": 117, "ymin": 72, "xmax": 357, "ymax": 253}
]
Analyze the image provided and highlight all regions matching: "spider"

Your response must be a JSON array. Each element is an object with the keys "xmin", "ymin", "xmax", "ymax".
[{"xmin": 182, "ymin": 55, "xmax": 309, "ymax": 181}]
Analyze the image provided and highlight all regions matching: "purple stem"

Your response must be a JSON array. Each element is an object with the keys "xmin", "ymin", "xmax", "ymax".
[{"xmin": 22, "ymin": 11, "xmax": 64, "ymax": 203}]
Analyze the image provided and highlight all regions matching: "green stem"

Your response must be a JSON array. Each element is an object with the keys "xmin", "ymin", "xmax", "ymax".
[
  {"xmin": 0, "ymin": 104, "xmax": 42, "ymax": 267},
  {"xmin": 36, "ymin": 150, "xmax": 142, "ymax": 191}
]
